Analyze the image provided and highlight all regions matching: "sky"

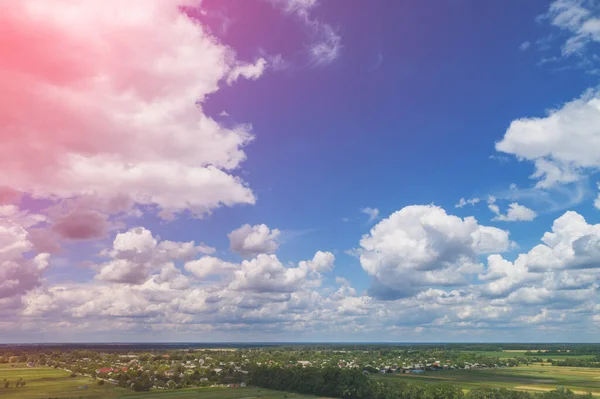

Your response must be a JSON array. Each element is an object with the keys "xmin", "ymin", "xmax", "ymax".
[{"xmin": 2, "ymin": 0, "xmax": 600, "ymax": 343}]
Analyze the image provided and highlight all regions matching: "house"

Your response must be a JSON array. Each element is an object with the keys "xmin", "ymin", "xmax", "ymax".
[{"xmin": 96, "ymin": 367, "xmax": 113, "ymax": 374}]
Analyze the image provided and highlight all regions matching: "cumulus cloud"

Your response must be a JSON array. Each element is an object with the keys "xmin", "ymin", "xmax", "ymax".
[
  {"xmin": 0, "ymin": 216, "xmax": 50, "ymax": 300},
  {"xmin": 490, "ymin": 202, "xmax": 538, "ymax": 222},
  {"xmin": 0, "ymin": 0, "xmax": 265, "ymax": 219},
  {"xmin": 228, "ymin": 224, "xmax": 281, "ymax": 257},
  {"xmin": 184, "ymin": 256, "xmax": 239, "ymax": 279},
  {"xmin": 10, "ymin": 209, "xmax": 600, "ymax": 340},
  {"xmin": 52, "ymin": 208, "xmax": 110, "ymax": 240},
  {"xmin": 496, "ymin": 89, "xmax": 600, "ymax": 188},
  {"xmin": 359, "ymin": 205, "xmax": 510, "ymax": 298},
  {"xmin": 479, "ymin": 210, "xmax": 600, "ymax": 302},
  {"xmin": 95, "ymin": 227, "xmax": 214, "ymax": 284},
  {"xmin": 530, "ymin": 210, "xmax": 600, "ymax": 271},
  {"xmin": 298, "ymin": 250, "xmax": 335, "ymax": 273},
  {"xmin": 360, "ymin": 207, "xmax": 380, "ymax": 222},
  {"xmin": 478, "ymin": 254, "xmax": 534, "ymax": 297},
  {"xmin": 229, "ymin": 252, "xmax": 331, "ymax": 293}
]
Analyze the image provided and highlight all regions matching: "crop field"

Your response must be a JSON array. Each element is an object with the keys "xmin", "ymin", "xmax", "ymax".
[
  {"xmin": 375, "ymin": 365, "xmax": 600, "ymax": 396},
  {"xmin": 466, "ymin": 351, "xmax": 597, "ymax": 359},
  {"xmin": 118, "ymin": 387, "xmax": 316, "ymax": 399},
  {"xmin": 0, "ymin": 364, "xmax": 316, "ymax": 399},
  {"xmin": 0, "ymin": 363, "xmax": 128, "ymax": 398}
]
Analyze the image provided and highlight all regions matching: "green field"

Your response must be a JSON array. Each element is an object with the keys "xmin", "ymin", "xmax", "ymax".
[
  {"xmin": 0, "ymin": 364, "xmax": 317, "ymax": 399},
  {"xmin": 118, "ymin": 387, "xmax": 315, "ymax": 399},
  {"xmin": 467, "ymin": 351, "xmax": 597, "ymax": 359},
  {"xmin": 375, "ymin": 365, "xmax": 600, "ymax": 396},
  {"xmin": 0, "ymin": 363, "xmax": 127, "ymax": 398}
]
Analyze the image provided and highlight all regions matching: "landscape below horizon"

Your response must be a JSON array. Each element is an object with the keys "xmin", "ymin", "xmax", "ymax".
[{"xmin": 3, "ymin": 343, "xmax": 600, "ymax": 398}]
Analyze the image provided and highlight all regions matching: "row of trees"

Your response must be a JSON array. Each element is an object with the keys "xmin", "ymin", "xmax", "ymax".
[
  {"xmin": 551, "ymin": 357, "xmax": 600, "ymax": 368},
  {"xmin": 247, "ymin": 365, "xmax": 594, "ymax": 399}
]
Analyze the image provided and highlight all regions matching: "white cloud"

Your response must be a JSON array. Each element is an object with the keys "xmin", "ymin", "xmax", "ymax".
[
  {"xmin": 0, "ymin": 0, "xmax": 265, "ymax": 219},
  {"xmin": 359, "ymin": 205, "xmax": 510, "ymax": 298},
  {"xmin": 479, "ymin": 210, "xmax": 600, "ymax": 301},
  {"xmin": 455, "ymin": 197, "xmax": 480, "ymax": 208},
  {"xmin": 298, "ymin": 250, "xmax": 335, "ymax": 273},
  {"xmin": 184, "ymin": 256, "xmax": 239, "ymax": 279},
  {"xmin": 95, "ymin": 227, "xmax": 214, "ymax": 284},
  {"xmin": 519, "ymin": 41, "xmax": 531, "ymax": 51},
  {"xmin": 545, "ymin": 0, "xmax": 600, "ymax": 56},
  {"xmin": 227, "ymin": 58, "xmax": 268, "ymax": 85},
  {"xmin": 360, "ymin": 207, "xmax": 380, "ymax": 223},
  {"xmin": 479, "ymin": 254, "xmax": 534, "ymax": 297},
  {"xmin": 496, "ymin": 89, "xmax": 600, "ymax": 188},
  {"xmin": 308, "ymin": 22, "xmax": 342, "ymax": 66},
  {"xmin": 269, "ymin": 0, "xmax": 341, "ymax": 66},
  {"xmin": 0, "ymin": 214, "xmax": 50, "ymax": 301},
  {"xmin": 229, "ymin": 253, "xmax": 314, "ymax": 293},
  {"xmin": 228, "ymin": 224, "xmax": 281, "ymax": 257},
  {"xmin": 491, "ymin": 202, "xmax": 538, "ymax": 222}
]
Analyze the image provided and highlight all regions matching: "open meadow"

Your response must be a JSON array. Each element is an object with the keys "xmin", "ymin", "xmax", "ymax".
[
  {"xmin": 466, "ymin": 351, "xmax": 598, "ymax": 359},
  {"xmin": 0, "ymin": 363, "xmax": 317, "ymax": 399},
  {"xmin": 0, "ymin": 363, "xmax": 127, "ymax": 398},
  {"xmin": 375, "ymin": 364, "xmax": 600, "ymax": 396}
]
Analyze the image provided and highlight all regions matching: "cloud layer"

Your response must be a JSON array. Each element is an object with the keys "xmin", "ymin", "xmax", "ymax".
[{"xmin": 0, "ymin": 0, "xmax": 265, "ymax": 218}]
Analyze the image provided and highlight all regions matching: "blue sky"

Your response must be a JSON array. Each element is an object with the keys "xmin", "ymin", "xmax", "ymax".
[{"xmin": 2, "ymin": 0, "xmax": 600, "ymax": 342}]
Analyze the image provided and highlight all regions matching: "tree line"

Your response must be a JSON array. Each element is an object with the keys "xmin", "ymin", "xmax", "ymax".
[
  {"xmin": 247, "ymin": 365, "xmax": 594, "ymax": 399},
  {"xmin": 550, "ymin": 356, "xmax": 600, "ymax": 368}
]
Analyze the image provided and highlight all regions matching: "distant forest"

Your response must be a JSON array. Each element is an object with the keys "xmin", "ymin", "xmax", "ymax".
[{"xmin": 248, "ymin": 365, "xmax": 594, "ymax": 399}]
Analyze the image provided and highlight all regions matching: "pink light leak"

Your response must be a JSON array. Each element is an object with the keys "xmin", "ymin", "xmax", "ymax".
[{"xmin": 0, "ymin": 0, "xmax": 265, "ymax": 218}]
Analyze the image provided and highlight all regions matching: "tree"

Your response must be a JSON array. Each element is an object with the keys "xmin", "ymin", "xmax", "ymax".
[{"xmin": 4, "ymin": 381, "xmax": 9, "ymax": 388}]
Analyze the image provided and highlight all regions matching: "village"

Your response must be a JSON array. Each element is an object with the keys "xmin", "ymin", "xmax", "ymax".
[{"xmin": 1, "ymin": 346, "xmax": 523, "ymax": 391}]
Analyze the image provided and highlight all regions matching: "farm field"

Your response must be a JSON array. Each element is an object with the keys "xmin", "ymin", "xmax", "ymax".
[
  {"xmin": 467, "ymin": 351, "xmax": 597, "ymax": 359},
  {"xmin": 118, "ymin": 387, "xmax": 317, "ymax": 399},
  {"xmin": 0, "ymin": 363, "xmax": 315, "ymax": 399},
  {"xmin": 0, "ymin": 363, "xmax": 128, "ymax": 398},
  {"xmin": 375, "ymin": 364, "xmax": 600, "ymax": 396}
]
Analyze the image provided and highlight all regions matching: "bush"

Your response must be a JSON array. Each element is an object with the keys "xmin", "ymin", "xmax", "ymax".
[{"xmin": 97, "ymin": 380, "xmax": 105, "ymax": 386}]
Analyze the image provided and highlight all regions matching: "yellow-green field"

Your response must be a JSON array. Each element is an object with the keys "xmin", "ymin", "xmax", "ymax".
[
  {"xmin": 375, "ymin": 364, "xmax": 600, "ymax": 396},
  {"xmin": 466, "ymin": 351, "xmax": 597, "ymax": 359},
  {"xmin": 0, "ymin": 364, "xmax": 316, "ymax": 399}
]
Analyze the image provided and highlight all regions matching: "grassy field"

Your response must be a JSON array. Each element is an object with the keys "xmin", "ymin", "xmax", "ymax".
[
  {"xmin": 0, "ymin": 363, "xmax": 128, "ymax": 398},
  {"xmin": 375, "ymin": 364, "xmax": 600, "ymax": 396},
  {"xmin": 118, "ymin": 387, "xmax": 316, "ymax": 399},
  {"xmin": 467, "ymin": 351, "xmax": 597, "ymax": 359},
  {"xmin": 0, "ymin": 364, "xmax": 316, "ymax": 399}
]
